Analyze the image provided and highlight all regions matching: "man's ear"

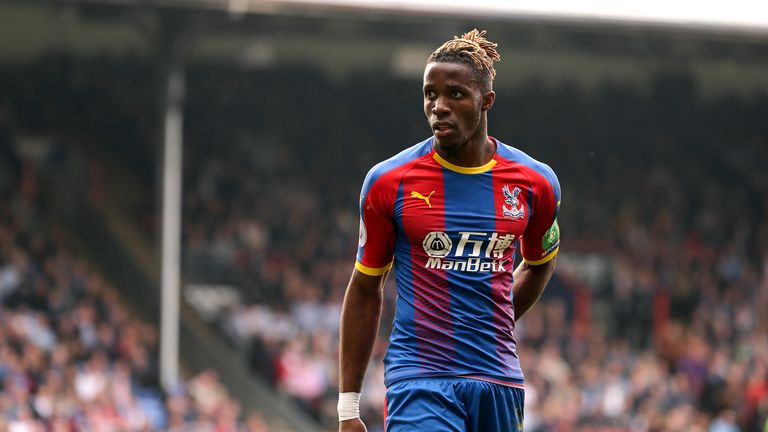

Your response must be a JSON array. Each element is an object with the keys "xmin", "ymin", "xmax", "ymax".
[{"xmin": 482, "ymin": 91, "xmax": 496, "ymax": 111}]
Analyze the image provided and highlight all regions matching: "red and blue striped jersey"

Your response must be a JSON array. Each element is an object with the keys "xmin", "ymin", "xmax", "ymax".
[{"xmin": 356, "ymin": 137, "xmax": 561, "ymax": 388}]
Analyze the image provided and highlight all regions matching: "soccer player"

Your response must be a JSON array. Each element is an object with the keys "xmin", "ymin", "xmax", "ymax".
[{"xmin": 338, "ymin": 29, "xmax": 561, "ymax": 432}]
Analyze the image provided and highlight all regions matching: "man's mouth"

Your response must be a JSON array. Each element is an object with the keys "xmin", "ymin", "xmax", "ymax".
[{"xmin": 432, "ymin": 122, "xmax": 455, "ymax": 138}]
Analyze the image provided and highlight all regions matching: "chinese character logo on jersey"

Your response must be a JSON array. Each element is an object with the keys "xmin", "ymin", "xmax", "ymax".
[
  {"xmin": 422, "ymin": 231, "xmax": 512, "ymax": 273},
  {"xmin": 502, "ymin": 185, "xmax": 525, "ymax": 220}
]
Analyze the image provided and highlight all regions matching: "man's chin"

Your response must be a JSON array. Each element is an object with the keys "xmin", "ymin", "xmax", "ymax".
[{"xmin": 433, "ymin": 136, "xmax": 462, "ymax": 154}]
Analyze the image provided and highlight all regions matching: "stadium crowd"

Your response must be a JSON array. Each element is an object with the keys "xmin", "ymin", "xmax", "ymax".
[{"xmin": 0, "ymin": 144, "xmax": 274, "ymax": 430}]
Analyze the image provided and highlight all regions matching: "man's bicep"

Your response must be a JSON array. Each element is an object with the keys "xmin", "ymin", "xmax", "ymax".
[
  {"xmin": 525, "ymin": 254, "xmax": 557, "ymax": 274},
  {"xmin": 347, "ymin": 268, "xmax": 387, "ymax": 294}
]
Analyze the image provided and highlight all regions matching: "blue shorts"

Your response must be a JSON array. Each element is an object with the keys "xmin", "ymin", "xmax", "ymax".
[{"xmin": 385, "ymin": 378, "xmax": 524, "ymax": 432}]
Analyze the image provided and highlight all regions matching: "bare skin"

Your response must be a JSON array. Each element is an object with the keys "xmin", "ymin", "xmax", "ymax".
[
  {"xmin": 338, "ymin": 270, "xmax": 385, "ymax": 432},
  {"xmin": 513, "ymin": 257, "xmax": 557, "ymax": 319}
]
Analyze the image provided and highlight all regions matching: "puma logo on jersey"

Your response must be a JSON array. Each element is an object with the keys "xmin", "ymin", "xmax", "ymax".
[{"xmin": 410, "ymin": 190, "xmax": 435, "ymax": 208}]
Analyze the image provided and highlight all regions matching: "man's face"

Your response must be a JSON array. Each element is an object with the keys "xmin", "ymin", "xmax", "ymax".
[{"xmin": 423, "ymin": 61, "xmax": 493, "ymax": 153}]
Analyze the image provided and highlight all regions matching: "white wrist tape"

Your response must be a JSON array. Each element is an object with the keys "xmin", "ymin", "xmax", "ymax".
[{"xmin": 337, "ymin": 392, "xmax": 361, "ymax": 421}]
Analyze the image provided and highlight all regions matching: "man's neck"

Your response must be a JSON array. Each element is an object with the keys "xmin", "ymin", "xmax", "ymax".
[{"xmin": 435, "ymin": 135, "xmax": 495, "ymax": 168}]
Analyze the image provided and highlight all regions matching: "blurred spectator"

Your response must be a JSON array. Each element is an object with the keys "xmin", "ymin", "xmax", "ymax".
[{"xmin": 0, "ymin": 143, "xmax": 275, "ymax": 431}]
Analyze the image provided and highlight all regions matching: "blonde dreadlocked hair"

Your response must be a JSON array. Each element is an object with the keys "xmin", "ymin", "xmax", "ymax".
[{"xmin": 428, "ymin": 29, "xmax": 501, "ymax": 91}]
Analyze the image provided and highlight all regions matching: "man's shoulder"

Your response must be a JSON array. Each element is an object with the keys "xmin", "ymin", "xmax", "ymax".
[
  {"xmin": 363, "ymin": 138, "xmax": 434, "ymax": 188},
  {"xmin": 494, "ymin": 139, "xmax": 559, "ymax": 189}
]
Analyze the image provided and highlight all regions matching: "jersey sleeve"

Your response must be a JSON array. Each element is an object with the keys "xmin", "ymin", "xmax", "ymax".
[
  {"xmin": 355, "ymin": 168, "xmax": 396, "ymax": 276},
  {"xmin": 521, "ymin": 165, "xmax": 561, "ymax": 265}
]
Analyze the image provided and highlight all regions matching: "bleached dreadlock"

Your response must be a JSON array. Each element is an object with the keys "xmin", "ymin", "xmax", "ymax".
[{"xmin": 428, "ymin": 29, "xmax": 501, "ymax": 91}]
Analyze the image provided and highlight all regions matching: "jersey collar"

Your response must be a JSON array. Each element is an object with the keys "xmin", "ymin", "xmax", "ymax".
[{"xmin": 431, "ymin": 137, "xmax": 498, "ymax": 174}]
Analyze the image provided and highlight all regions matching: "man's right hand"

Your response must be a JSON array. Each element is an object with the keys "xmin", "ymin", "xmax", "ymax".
[{"xmin": 339, "ymin": 418, "xmax": 367, "ymax": 432}]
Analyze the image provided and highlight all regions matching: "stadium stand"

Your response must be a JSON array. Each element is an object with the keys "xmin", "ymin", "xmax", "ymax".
[{"xmin": 0, "ymin": 118, "xmax": 275, "ymax": 430}]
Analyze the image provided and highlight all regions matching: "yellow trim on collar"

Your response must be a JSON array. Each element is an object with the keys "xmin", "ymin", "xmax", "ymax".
[
  {"xmin": 524, "ymin": 247, "xmax": 559, "ymax": 266},
  {"xmin": 433, "ymin": 152, "xmax": 497, "ymax": 174},
  {"xmin": 355, "ymin": 261, "xmax": 392, "ymax": 276}
]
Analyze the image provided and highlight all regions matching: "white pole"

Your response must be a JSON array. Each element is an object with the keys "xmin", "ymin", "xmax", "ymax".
[{"xmin": 160, "ymin": 63, "xmax": 184, "ymax": 393}]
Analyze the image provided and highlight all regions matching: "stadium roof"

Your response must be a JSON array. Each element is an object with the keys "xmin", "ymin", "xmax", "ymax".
[
  {"xmin": 245, "ymin": 0, "xmax": 768, "ymax": 33},
  {"xmin": 4, "ymin": 0, "xmax": 768, "ymax": 97},
  {"xmin": 17, "ymin": 0, "xmax": 768, "ymax": 34},
  {"xmin": 65, "ymin": 0, "xmax": 766, "ymax": 34}
]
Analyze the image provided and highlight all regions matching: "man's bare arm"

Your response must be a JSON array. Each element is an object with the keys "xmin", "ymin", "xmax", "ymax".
[
  {"xmin": 338, "ymin": 269, "xmax": 386, "ymax": 431},
  {"xmin": 339, "ymin": 269, "xmax": 385, "ymax": 392},
  {"xmin": 512, "ymin": 256, "xmax": 557, "ymax": 320}
]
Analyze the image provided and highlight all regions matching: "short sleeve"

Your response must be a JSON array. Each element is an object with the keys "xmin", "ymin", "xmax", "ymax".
[
  {"xmin": 521, "ymin": 166, "xmax": 561, "ymax": 265},
  {"xmin": 355, "ymin": 169, "xmax": 396, "ymax": 276}
]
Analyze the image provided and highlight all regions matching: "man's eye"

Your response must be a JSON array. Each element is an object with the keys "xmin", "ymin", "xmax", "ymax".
[
  {"xmin": 425, "ymin": 90, "xmax": 436, "ymax": 98},
  {"xmin": 451, "ymin": 90, "xmax": 462, "ymax": 98}
]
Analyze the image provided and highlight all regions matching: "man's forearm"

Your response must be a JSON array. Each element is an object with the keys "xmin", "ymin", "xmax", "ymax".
[
  {"xmin": 339, "ymin": 272, "xmax": 384, "ymax": 392},
  {"xmin": 512, "ymin": 257, "xmax": 556, "ymax": 320}
]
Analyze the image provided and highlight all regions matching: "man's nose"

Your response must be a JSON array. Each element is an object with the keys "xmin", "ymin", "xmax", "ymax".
[{"xmin": 432, "ymin": 97, "xmax": 450, "ymax": 115}]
